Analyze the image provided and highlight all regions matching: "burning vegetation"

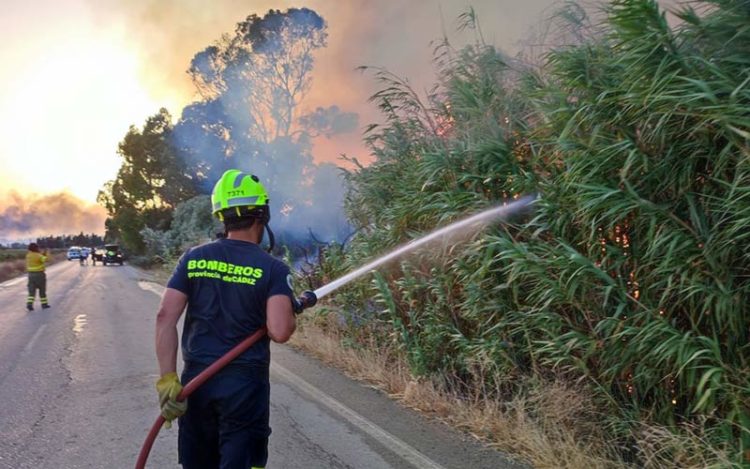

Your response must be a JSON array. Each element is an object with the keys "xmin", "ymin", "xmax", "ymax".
[{"xmin": 301, "ymin": 0, "xmax": 750, "ymax": 467}]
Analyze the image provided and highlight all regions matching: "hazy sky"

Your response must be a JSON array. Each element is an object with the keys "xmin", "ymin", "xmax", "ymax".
[{"xmin": 0, "ymin": 0, "xmax": 563, "ymax": 236}]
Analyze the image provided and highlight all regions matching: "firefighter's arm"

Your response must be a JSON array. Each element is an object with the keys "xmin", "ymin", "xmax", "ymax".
[
  {"xmin": 266, "ymin": 294, "xmax": 295, "ymax": 343},
  {"xmin": 154, "ymin": 288, "xmax": 188, "ymax": 428},
  {"xmin": 155, "ymin": 288, "xmax": 188, "ymax": 375}
]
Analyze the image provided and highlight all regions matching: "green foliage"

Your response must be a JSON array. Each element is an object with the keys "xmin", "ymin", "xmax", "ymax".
[
  {"xmin": 0, "ymin": 249, "xmax": 27, "ymax": 262},
  {"xmin": 98, "ymin": 109, "xmax": 200, "ymax": 253},
  {"xmin": 139, "ymin": 227, "xmax": 172, "ymax": 262},
  {"xmin": 325, "ymin": 0, "xmax": 750, "ymax": 464},
  {"xmin": 140, "ymin": 195, "xmax": 221, "ymax": 262},
  {"xmin": 168, "ymin": 195, "xmax": 220, "ymax": 250},
  {"xmin": 34, "ymin": 233, "xmax": 104, "ymax": 249}
]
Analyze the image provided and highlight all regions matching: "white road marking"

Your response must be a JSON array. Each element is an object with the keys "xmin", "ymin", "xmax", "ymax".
[
  {"xmin": 0, "ymin": 277, "xmax": 25, "ymax": 288},
  {"xmin": 0, "ymin": 261, "xmax": 72, "ymax": 288},
  {"xmin": 73, "ymin": 314, "xmax": 87, "ymax": 333},
  {"xmin": 137, "ymin": 281, "xmax": 165, "ymax": 297},
  {"xmin": 135, "ymin": 278, "xmax": 443, "ymax": 468},
  {"xmin": 24, "ymin": 324, "xmax": 47, "ymax": 353},
  {"xmin": 271, "ymin": 363, "xmax": 447, "ymax": 469}
]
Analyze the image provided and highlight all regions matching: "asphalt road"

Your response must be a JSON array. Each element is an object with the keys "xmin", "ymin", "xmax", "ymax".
[{"xmin": 0, "ymin": 260, "xmax": 523, "ymax": 468}]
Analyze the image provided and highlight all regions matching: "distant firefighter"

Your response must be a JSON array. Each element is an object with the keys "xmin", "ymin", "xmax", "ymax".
[{"xmin": 26, "ymin": 243, "xmax": 50, "ymax": 311}]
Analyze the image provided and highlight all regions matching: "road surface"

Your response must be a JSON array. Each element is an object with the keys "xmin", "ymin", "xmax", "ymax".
[{"xmin": 0, "ymin": 260, "xmax": 523, "ymax": 468}]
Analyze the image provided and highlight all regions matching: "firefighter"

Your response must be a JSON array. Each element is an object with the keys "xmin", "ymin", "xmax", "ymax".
[
  {"xmin": 26, "ymin": 242, "xmax": 50, "ymax": 311},
  {"xmin": 154, "ymin": 169, "xmax": 296, "ymax": 469}
]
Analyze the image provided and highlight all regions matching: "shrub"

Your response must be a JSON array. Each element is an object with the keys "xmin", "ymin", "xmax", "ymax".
[{"xmin": 324, "ymin": 0, "xmax": 750, "ymax": 464}]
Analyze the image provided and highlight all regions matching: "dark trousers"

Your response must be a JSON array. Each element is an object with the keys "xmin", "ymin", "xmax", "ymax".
[
  {"xmin": 27, "ymin": 272, "xmax": 48, "ymax": 306},
  {"xmin": 178, "ymin": 362, "xmax": 271, "ymax": 469}
]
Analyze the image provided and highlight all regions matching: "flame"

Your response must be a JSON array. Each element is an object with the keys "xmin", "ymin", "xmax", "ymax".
[{"xmin": 280, "ymin": 203, "xmax": 294, "ymax": 216}]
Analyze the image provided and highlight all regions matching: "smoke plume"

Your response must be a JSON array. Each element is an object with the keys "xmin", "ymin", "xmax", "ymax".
[
  {"xmin": 82, "ymin": 1, "xmax": 563, "ymax": 246},
  {"xmin": 299, "ymin": 105, "xmax": 359, "ymax": 138},
  {"xmin": 83, "ymin": 0, "xmax": 561, "ymax": 164},
  {"xmin": 0, "ymin": 191, "xmax": 106, "ymax": 237}
]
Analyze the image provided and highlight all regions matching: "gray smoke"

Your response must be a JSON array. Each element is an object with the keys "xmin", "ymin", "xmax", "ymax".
[
  {"xmin": 0, "ymin": 191, "xmax": 106, "ymax": 237},
  {"xmin": 82, "ymin": 0, "xmax": 573, "ymax": 246},
  {"xmin": 81, "ymin": 0, "xmax": 563, "ymax": 160},
  {"xmin": 299, "ymin": 105, "xmax": 359, "ymax": 138}
]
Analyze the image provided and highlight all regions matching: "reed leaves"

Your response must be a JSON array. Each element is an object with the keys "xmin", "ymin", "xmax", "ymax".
[{"xmin": 328, "ymin": 0, "xmax": 750, "ymax": 464}]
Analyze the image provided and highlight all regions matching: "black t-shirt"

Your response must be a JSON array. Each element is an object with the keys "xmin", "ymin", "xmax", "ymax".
[{"xmin": 167, "ymin": 238, "xmax": 294, "ymax": 366}]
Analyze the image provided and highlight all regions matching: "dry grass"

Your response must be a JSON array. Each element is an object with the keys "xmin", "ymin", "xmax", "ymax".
[
  {"xmin": 290, "ymin": 309, "xmax": 738, "ymax": 468},
  {"xmin": 0, "ymin": 252, "xmax": 67, "ymax": 284},
  {"xmin": 148, "ymin": 263, "xmax": 174, "ymax": 286},
  {"xmin": 0, "ymin": 258, "xmax": 28, "ymax": 284},
  {"xmin": 289, "ymin": 308, "xmax": 629, "ymax": 469},
  {"xmin": 636, "ymin": 423, "xmax": 737, "ymax": 469}
]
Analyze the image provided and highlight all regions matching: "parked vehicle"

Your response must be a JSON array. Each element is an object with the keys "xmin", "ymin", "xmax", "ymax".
[
  {"xmin": 102, "ymin": 244, "xmax": 124, "ymax": 266},
  {"xmin": 67, "ymin": 247, "xmax": 82, "ymax": 260}
]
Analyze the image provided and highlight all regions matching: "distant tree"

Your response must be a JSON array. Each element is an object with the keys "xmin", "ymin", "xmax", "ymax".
[
  {"xmin": 34, "ymin": 233, "xmax": 104, "ymax": 248},
  {"xmin": 188, "ymin": 8, "xmax": 327, "ymax": 143},
  {"xmin": 98, "ymin": 109, "xmax": 200, "ymax": 253},
  {"xmin": 171, "ymin": 8, "xmax": 349, "ymax": 245},
  {"xmin": 174, "ymin": 8, "xmax": 328, "ymax": 189}
]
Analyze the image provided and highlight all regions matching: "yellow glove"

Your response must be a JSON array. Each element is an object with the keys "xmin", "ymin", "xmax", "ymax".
[{"xmin": 156, "ymin": 372, "xmax": 187, "ymax": 428}]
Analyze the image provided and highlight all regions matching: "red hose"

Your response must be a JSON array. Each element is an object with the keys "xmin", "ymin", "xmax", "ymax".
[{"xmin": 135, "ymin": 327, "xmax": 268, "ymax": 469}]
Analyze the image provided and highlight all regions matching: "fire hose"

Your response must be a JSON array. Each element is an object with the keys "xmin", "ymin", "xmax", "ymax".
[
  {"xmin": 134, "ymin": 197, "xmax": 534, "ymax": 468},
  {"xmin": 135, "ymin": 291, "xmax": 317, "ymax": 469}
]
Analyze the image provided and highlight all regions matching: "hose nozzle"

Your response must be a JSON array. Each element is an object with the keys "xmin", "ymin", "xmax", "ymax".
[{"xmin": 293, "ymin": 290, "xmax": 317, "ymax": 315}]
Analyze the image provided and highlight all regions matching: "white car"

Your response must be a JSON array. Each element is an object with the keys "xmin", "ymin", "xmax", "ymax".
[{"xmin": 67, "ymin": 247, "xmax": 82, "ymax": 260}]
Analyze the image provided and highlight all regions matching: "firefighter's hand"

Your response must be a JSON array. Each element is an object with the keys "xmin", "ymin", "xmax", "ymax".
[
  {"xmin": 293, "ymin": 290, "xmax": 317, "ymax": 315},
  {"xmin": 156, "ymin": 372, "xmax": 187, "ymax": 428}
]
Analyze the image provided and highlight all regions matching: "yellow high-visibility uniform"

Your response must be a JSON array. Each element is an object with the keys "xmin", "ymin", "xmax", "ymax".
[
  {"xmin": 26, "ymin": 251, "xmax": 49, "ymax": 309},
  {"xmin": 26, "ymin": 252, "xmax": 47, "ymax": 272}
]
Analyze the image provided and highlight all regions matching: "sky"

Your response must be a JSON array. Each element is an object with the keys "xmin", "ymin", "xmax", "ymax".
[{"xmin": 0, "ymin": 0, "xmax": 571, "ymax": 237}]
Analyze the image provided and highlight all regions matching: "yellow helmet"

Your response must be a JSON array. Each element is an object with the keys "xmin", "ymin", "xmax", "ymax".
[{"xmin": 211, "ymin": 169, "xmax": 270, "ymax": 221}]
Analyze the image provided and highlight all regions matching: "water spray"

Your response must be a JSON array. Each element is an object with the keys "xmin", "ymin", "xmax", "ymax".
[
  {"xmin": 313, "ymin": 195, "xmax": 536, "ymax": 300},
  {"xmin": 136, "ymin": 195, "xmax": 536, "ymax": 468}
]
